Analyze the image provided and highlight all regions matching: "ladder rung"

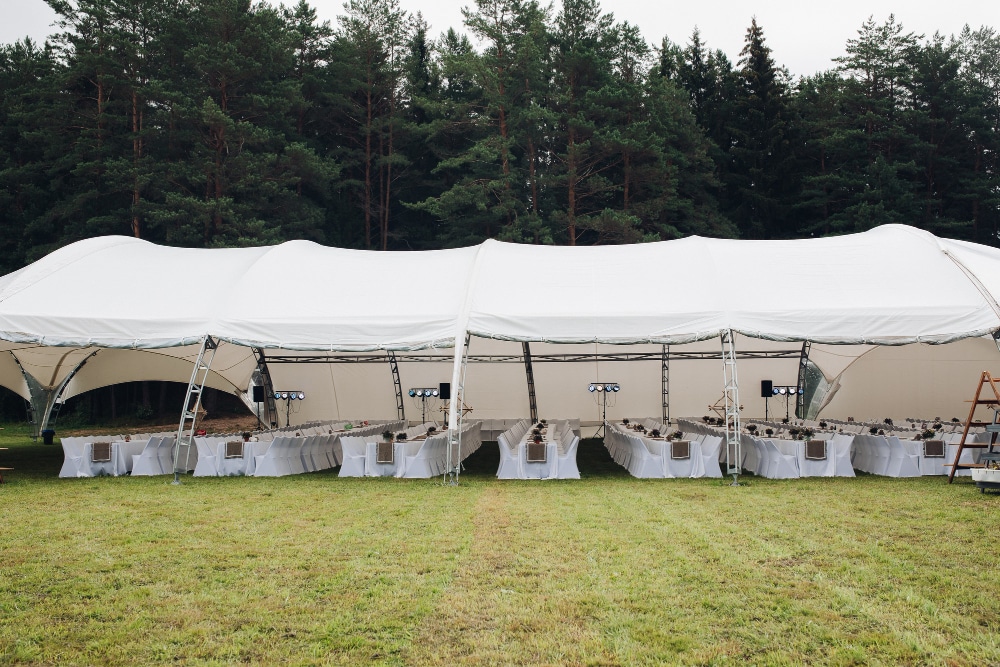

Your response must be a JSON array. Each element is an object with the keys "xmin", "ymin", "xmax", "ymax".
[
  {"xmin": 190, "ymin": 387, "xmax": 201, "ymax": 394},
  {"xmin": 184, "ymin": 411, "xmax": 196, "ymax": 420}
]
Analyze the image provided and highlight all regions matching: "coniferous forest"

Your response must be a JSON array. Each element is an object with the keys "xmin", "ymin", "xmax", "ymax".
[{"xmin": 1, "ymin": 0, "xmax": 998, "ymax": 274}]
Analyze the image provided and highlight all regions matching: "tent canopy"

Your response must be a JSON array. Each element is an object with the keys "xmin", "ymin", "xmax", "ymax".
[
  {"xmin": 1, "ymin": 224, "xmax": 999, "ymax": 429},
  {"xmin": 0, "ymin": 225, "xmax": 998, "ymax": 353}
]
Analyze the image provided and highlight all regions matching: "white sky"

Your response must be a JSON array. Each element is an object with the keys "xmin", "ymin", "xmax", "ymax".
[{"xmin": 3, "ymin": 0, "xmax": 998, "ymax": 78}]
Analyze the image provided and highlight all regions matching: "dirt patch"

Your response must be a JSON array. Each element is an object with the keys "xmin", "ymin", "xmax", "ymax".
[{"xmin": 58, "ymin": 413, "xmax": 261, "ymax": 437}]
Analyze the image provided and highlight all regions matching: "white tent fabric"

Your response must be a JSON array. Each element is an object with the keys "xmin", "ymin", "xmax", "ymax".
[
  {"xmin": 0, "ymin": 226, "xmax": 998, "ymax": 351},
  {"xmin": 2, "ymin": 224, "xmax": 1000, "ymax": 438}
]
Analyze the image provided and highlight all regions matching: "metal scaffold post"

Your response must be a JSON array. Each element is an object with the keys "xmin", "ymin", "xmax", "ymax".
[
  {"xmin": 387, "ymin": 351, "xmax": 406, "ymax": 423},
  {"xmin": 523, "ymin": 342, "xmax": 538, "ymax": 424},
  {"xmin": 445, "ymin": 333, "xmax": 471, "ymax": 485},
  {"xmin": 721, "ymin": 330, "xmax": 742, "ymax": 486},
  {"xmin": 795, "ymin": 341, "xmax": 812, "ymax": 419},
  {"xmin": 662, "ymin": 344, "xmax": 670, "ymax": 425},
  {"xmin": 172, "ymin": 336, "xmax": 218, "ymax": 484}
]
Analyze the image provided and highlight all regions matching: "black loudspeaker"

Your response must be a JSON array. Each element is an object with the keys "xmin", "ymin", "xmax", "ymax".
[
  {"xmin": 760, "ymin": 380, "xmax": 773, "ymax": 398},
  {"xmin": 439, "ymin": 382, "xmax": 451, "ymax": 400},
  {"xmin": 252, "ymin": 385, "xmax": 265, "ymax": 403}
]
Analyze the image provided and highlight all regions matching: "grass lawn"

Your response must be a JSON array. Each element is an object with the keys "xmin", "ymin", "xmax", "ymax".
[{"xmin": 1, "ymin": 424, "xmax": 999, "ymax": 665}]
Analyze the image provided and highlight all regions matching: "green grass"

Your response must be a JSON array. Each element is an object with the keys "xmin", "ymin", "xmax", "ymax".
[{"xmin": 1, "ymin": 426, "xmax": 999, "ymax": 665}]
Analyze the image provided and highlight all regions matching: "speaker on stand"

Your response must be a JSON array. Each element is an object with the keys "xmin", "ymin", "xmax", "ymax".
[
  {"xmin": 252, "ymin": 385, "xmax": 265, "ymax": 430},
  {"xmin": 761, "ymin": 380, "xmax": 773, "ymax": 421}
]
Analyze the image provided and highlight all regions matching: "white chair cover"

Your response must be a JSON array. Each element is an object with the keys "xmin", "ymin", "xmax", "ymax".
[
  {"xmin": 396, "ymin": 434, "xmax": 448, "ymax": 478},
  {"xmin": 885, "ymin": 436, "xmax": 921, "ymax": 477},
  {"xmin": 338, "ymin": 436, "xmax": 367, "ymax": 477},
  {"xmin": 193, "ymin": 437, "xmax": 220, "ymax": 476}
]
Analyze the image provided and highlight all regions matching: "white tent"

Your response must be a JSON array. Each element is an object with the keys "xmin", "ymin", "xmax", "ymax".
[{"xmin": 1, "ymin": 224, "xmax": 999, "ymax": 476}]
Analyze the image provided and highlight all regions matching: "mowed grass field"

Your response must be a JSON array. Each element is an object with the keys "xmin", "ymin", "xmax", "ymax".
[{"xmin": 1, "ymin": 426, "xmax": 999, "ymax": 666}]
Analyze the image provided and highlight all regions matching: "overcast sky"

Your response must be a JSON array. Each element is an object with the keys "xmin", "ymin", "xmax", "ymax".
[{"xmin": 4, "ymin": 0, "xmax": 998, "ymax": 78}]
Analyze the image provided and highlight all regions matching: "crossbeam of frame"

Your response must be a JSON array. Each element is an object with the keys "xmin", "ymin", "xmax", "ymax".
[{"xmin": 263, "ymin": 350, "xmax": 800, "ymax": 364}]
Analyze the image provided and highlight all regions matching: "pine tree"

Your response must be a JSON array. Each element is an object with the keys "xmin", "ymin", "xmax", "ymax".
[{"xmin": 726, "ymin": 18, "xmax": 795, "ymax": 238}]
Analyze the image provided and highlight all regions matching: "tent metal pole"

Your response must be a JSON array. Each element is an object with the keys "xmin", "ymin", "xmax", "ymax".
[
  {"xmin": 721, "ymin": 330, "xmax": 742, "ymax": 486},
  {"xmin": 445, "ymin": 333, "xmax": 470, "ymax": 485},
  {"xmin": 251, "ymin": 347, "xmax": 279, "ymax": 429},
  {"xmin": 795, "ymin": 341, "xmax": 812, "ymax": 419},
  {"xmin": 523, "ymin": 342, "xmax": 538, "ymax": 423},
  {"xmin": 387, "ymin": 351, "xmax": 406, "ymax": 423},
  {"xmin": 662, "ymin": 344, "xmax": 670, "ymax": 425}
]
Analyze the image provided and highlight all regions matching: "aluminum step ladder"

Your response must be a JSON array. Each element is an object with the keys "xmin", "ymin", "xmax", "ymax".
[{"xmin": 173, "ymin": 336, "xmax": 218, "ymax": 483}]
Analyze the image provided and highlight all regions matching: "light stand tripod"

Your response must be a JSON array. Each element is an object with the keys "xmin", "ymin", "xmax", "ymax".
[{"xmin": 588, "ymin": 382, "xmax": 620, "ymax": 438}]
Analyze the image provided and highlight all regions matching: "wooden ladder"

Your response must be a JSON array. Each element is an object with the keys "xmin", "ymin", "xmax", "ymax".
[{"xmin": 948, "ymin": 371, "xmax": 1000, "ymax": 483}]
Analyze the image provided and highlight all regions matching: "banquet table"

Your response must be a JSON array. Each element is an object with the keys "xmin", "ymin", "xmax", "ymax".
[{"xmin": 516, "ymin": 429, "xmax": 561, "ymax": 480}]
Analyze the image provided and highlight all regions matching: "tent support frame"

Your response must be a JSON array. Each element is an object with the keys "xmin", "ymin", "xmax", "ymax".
[
  {"xmin": 795, "ymin": 341, "xmax": 812, "ymax": 419},
  {"xmin": 172, "ymin": 335, "xmax": 218, "ymax": 484},
  {"xmin": 523, "ymin": 342, "xmax": 538, "ymax": 423},
  {"xmin": 251, "ymin": 347, "xmax": 279, "ymax": 429},
  {"xmin": 662, "ymin": 344, "xmax": 670, "ymax": 425},
  {"xmin": 446, "ymin": 333, "xmax": 471, "ymax": 485},
  {"xmin": 12, "ymin": 350, "xmax": 99, "ymax": 439},
  {"xmin": 721, "ymin": 330, "xmax": 742, "ymax": 485},
  {"xmin": 387, "ymin": 351, "xmax": 406, "ymax": 423}
]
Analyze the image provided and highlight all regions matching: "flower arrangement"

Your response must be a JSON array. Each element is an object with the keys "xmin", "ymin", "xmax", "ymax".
[
  {"xmin": 396, "ymin": 432, "xmax": 407, "ymax": 441},
  {"xmin": 382, "ymin": 429, "xmax": 393, "ymax": 442}
]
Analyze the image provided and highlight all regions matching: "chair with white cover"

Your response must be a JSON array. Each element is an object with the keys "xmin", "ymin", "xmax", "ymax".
[
  {"xmin": 131, "ymin": 436, "xmax": 172, "ymax": 476},
  {"xmin": 397, "ymin": 433, "xmax": 448, "ymax": 478},
  {"xmin": 284, "ymin": 437, "xmax": 307, "ymax": 475},
  {"xmin": 338, "ymin": 436, "xmax": 367, "ymax": 477},
  {"xmin": 761, "ymin": 439, "xmax": 799, "ymax": 479},
  {"xmin": 885, "ymin": 435, "xmax": 921, "ymax": 477},
  {"xmin": 739, "ymin": 432, "xmax": 762, "ymax": 474},
  {"xmin": 58, "ymin": 437, "xmax": 90, "ymax": 478},
  {"xmin": 496, "ymin": 433, "xmax": 520, "ymax": 479},
  {"xmin": 828, "ymin": 433, "xmax": 856, "ymax": 477},
  {"xmin": 624, "ymin": 435, "xmax": 663, "ymax": 478},
  {"xmin": 699, "ymin": 435, "xmax": 724, "ymax": 478},
  {"xmin": 315, "ymin": 434, "xmax": 335, "ymax": 470},
  {"xmin": 299, "ymin": 435, "xmax": 320, "ymax": 473},
  {"xmin": 253, "ymin": 437, "xmax": 292, "ymax": 477},
  {"xmin": 865, "ymin": 435, "xmax": 892, "ymax": 475},
  {"xmin": 193, "ymin": 437, "xmax": 220, "ymax": 476},
  {"xmin": 556, "ymin": 434, "xmax": 581, "ymax": 479}
]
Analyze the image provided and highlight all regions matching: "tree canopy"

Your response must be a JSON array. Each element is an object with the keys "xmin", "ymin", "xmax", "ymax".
[{"xmin": 0, "ymin": 2, "xmax": 997, "ymax": 273}]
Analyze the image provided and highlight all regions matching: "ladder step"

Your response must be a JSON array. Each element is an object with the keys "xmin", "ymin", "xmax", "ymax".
[
  {"xmin": 190, "ymin": 387, "xmax": 201, "ymax": 394},
  {"xmin": 945, "ymin": 463, "xmax": 987, "ymax": 468}
]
